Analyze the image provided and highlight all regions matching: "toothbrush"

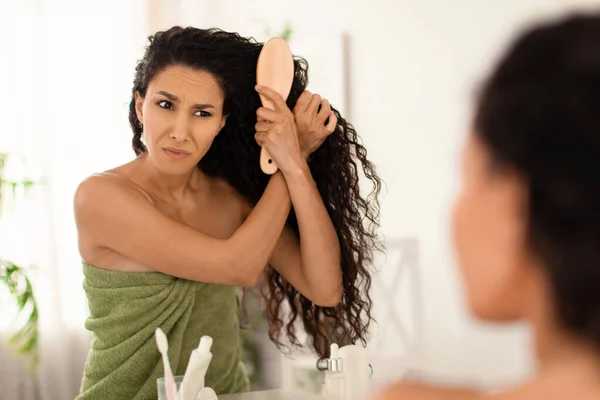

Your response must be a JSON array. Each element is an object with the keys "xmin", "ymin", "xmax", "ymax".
[{"xmin": 155, "ymin": 327, "xmax": 177, "ymax": 400}]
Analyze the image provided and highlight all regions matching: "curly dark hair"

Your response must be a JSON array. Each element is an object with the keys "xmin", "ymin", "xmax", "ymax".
[
  {"xmin": 128, "ymin": 26, "xmax": 383, "ymax": 358},
  {"xmin": 474, "ymin": 12, "xmax": 600, "ymax": 347}
]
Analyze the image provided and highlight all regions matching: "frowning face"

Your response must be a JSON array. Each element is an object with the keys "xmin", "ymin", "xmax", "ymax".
[{"xmin": 135, "ymin": 65, "xmax": 227, "ymax": 175}]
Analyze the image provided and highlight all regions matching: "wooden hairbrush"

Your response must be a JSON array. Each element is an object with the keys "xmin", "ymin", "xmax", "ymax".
[{"xmin": 256, "ymin": 37, "xmax": 295, "ymax": 175}]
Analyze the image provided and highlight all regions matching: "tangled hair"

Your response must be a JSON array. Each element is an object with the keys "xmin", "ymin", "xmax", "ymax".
[
  {"xmin": 475, "ymin": 12, "xmax": 600, "ymax": 348},
  {"xmin": 128, "ymin": 27, "xmax": 383, "ymax": 358}
]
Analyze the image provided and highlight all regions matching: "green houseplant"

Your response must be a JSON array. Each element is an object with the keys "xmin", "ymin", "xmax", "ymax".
[{"xmin": 0, "ymin": 152, "xmax": 39, "ymax": 371}]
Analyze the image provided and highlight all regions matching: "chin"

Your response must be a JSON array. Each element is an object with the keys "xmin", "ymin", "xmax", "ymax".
[
  {"xmin": 151, "ymin": 150, "xmax": 202, "ymax": 174},
  {"xmin": 469, "ymin": 299, "xmax": 522, "ymax": 323}
]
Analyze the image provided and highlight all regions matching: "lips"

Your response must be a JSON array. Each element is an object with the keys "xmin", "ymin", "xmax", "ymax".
[
  {"xmin": 163, "ymin": 147, "xmax": 191, "ymax": 155},
  {"xmin": 162, "ymin": 147, "xmax": 191, "ymax": 159}
]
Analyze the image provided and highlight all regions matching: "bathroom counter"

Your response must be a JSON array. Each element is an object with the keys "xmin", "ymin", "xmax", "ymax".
[{"xmin": 220, "ymin": 389, "xmax": 323, "ymax": 399}]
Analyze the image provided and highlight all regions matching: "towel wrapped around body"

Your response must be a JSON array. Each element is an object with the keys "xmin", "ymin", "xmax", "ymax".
[{"xmin": 77, "ymin": 262, "xmax": 249, "ymax": 400}]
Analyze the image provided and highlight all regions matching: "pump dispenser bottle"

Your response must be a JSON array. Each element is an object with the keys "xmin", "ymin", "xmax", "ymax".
[{"xmin": 323, "ymin": 343, "xmax": 345, "ymax": 400}]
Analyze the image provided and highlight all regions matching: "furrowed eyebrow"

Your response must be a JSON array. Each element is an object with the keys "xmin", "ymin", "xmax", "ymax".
[{"xmin": 157, "ymin": 91, "xmax": 214, "ymax": 109}]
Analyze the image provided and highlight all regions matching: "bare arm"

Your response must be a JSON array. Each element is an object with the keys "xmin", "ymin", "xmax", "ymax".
[
  {"xmin": 268, "ymin": 163, "xmax": 342, "ymax": 307},
  {"xmin": 253, "ymin": 86, "xmax": 343, "ymax": 307},
  {"xmin": 74, "ymin": 172, "xmax": 291, "ymax": 286}
]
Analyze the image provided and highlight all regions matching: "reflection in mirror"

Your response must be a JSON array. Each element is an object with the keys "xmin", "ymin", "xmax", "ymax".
[{"xmin": 374, "ymin": 9, "xmax": 600, "ymax": 400}]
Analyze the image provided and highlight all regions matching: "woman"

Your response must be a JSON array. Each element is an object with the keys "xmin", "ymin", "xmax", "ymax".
[
  {"xmin": 74, "ymin": 27, "xmax": 381, "ymax": 399},
  {"xmin": 374, "ymin": 10, "xmax": 600, "ymax": 400}
]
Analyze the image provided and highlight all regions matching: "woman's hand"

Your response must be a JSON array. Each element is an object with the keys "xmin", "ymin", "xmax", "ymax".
[
  {"xmin": 254, "ymin": 85, "xmax": 306, "ymax": 174},
  {"xmin": 293, "ymin": 91, "xmax": 338, "ymax": 159}
]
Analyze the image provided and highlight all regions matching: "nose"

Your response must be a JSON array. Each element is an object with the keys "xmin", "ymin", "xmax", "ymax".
[{"xmin": 169, "ymin": 114, "xmax": 190, "ymax": 143}]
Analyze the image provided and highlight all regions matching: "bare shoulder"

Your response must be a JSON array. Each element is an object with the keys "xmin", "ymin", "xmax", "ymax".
[
  {"xmin": 371, "ymin": 382, "xmax": 483, "ymax": 400},
  {"xmin": 75, "ymin": 172, "xmax": 138, "ymax": 203},
  {"xmin": 74, "ymin": 171, "xmax": 152, "ymax": 222}
]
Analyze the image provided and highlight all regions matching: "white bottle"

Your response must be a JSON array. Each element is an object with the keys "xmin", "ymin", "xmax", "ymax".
[
  {"xmin": 177, "ymin": 336, "xmax": 214, "ymax": 400},
  {"xmin": 195, "ymin": 387, "xmax": 218, "ymax": 400},
  {"xmin": 323, "ymin": 343, "xmax": 345, "ymax": 400},
  {"xmin": 338, "ymin": 344, "xmax": 370, "ymax": 400}
]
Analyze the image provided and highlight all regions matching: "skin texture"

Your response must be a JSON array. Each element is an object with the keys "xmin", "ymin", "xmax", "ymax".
[{"xmin": 74, "ymin": 65, "xmax": 342, "ymax": 306}]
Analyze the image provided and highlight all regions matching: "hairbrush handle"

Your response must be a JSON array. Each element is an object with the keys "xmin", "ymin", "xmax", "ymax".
[
  {"xmin": 256, "ymin": 37, "xmax": 294, "ymax": 175},
  {"xmin": 259, "ymin": 93, "xmax": 280, "ymax": 175},
  {"xmin": 260, "ymin": 147, "xmax": 279, "ymax": 175}
]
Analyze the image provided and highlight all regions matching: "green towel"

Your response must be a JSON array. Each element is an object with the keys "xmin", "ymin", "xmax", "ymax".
[{"xmin": 78, "ymin": 263, "xmax": 249, "ymax": 400}]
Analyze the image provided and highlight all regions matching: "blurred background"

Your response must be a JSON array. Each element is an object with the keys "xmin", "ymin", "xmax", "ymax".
[{"xmin": 1, "ymin": 0, "xmax": 598, "ymax": 399}]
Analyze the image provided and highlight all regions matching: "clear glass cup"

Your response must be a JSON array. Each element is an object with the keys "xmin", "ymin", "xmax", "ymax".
[{"xmin": 157, "ymin": 375, "xmax": 184, "ymax": 400}]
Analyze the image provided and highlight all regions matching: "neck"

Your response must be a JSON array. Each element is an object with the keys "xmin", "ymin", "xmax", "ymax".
[
  {"xmin": 529, "ymin": 278, "xmax": 600, "ymax": 380},
  {"xmin": 526, "ymin": 323, "xmax": 600, "ymax": 400},
  {"xmin": 137, "ymin": 152, "xmax": 207, "ymax": 200},
  {"xmin": 535, "ymin": 323, "xmax": 596, "ymax": 370}
]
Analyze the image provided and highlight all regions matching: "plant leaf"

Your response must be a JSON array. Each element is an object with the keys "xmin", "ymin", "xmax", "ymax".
[{"xmin": 0, "ymin": 259, "xmax": 40, "ymax": 375}]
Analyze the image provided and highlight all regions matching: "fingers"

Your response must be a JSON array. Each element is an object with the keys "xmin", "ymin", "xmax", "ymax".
[
  {"xmin": 306, "ymin": 93, "xmax": 322, "ymax": 116},
  {"xmin": 254, "ymin": 130, "xmax": 282, "ymax": 147},
  {"xmin": 316, "ymin": 99, "xmax": 331, "ymax": 124},
  {"xmin": 294, "ymin": 90, "xmax": 312, "ymax": 113},
  {"xmin": 255, "ymin": 120, "xmax": 274, "ymax": 132},
  {"xmin": 256, "ymin": 107, "xmax": 286, "ymax": 123},
  {"xmin": 255, "ymin": 85, "xmax": 289, "ymax": 113},
  {"xmin": 254, "ymin": 131, "xmax": 267, "ymax": 146},
  {"xmin": 325, "ymin": 111, "xmax": 338, "ymax": 133}
]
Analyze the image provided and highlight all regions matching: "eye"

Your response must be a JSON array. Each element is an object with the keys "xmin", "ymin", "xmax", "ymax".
[
  {"xmin": 157, "ymin": 100, "xmax": 173, "ymax": 110},
  {"xmin": 195, "ymin": 110, "xmax": 212, "ymax": 117}
]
